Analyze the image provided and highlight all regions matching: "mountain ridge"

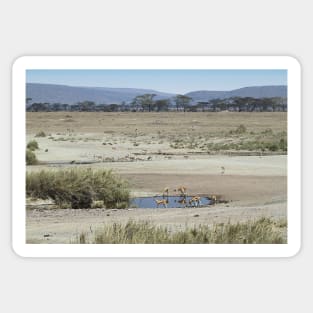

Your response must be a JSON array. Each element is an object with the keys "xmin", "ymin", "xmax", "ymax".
[
  {"xmin": 185, "ymin": 85, "xmax": 287, "ymax": 102},
  {"xmin": 26, "ymin": 83, "xmax": 287, "ymax": 105}
]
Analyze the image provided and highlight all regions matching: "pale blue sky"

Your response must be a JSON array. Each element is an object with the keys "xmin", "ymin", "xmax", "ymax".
[{"xmin": 26, "ymin": 69, "xmax": 287, "ymax": 94}]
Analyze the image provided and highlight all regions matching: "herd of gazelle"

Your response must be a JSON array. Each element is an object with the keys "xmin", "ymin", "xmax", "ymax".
[{"xmin": 154, "ymin": 186, "xmax": 217, "ymax": 208}]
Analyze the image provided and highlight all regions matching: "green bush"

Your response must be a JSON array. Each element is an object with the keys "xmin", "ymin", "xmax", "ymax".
[
  {"xmin": 26, "ymin": 168, "xmax": 130, "ymax": 209},
  {"xmin": 26, "ymin": 149, "xmax": 38, "ymax": 165},
  {"xmin": 267, "ymin": 143, "xmax": 279, "ymax": 151},
  {"xmin": 27, "ymin": 140, "xmax": 39, "ymax": 151}
]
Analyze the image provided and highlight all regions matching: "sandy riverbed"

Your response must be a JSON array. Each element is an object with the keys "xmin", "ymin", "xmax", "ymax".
[
  {"xmin": 26, "ymin": 112, "xmax": 287, "ymax": 243},
  {"xmin": 26, "ymin": 156, "xmax": 287, "ymax": 243}
]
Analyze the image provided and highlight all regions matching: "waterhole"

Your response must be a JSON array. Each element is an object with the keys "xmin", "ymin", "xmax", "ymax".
[{"xmin": 131, "ymin": 196, "xmax": 212, "ymax": 209}]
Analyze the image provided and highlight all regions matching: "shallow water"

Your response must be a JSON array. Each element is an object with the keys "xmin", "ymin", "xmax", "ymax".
[{"xmin": 131, "ymin": 196, "xmax": 212, "ymax": 208}]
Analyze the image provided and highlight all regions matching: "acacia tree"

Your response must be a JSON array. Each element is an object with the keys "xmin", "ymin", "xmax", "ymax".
[
  {"xmin": 27, "ymin": 102, "xmax": 50, "ymax": 112},
  {"xmin": 197, "ymin": 101, "xmax": 208, "ymax": 112},
  {"xmin": 130, "ymin": 97, "xmax": 141, "ymax": 111},
  {"xmin": 78, "ymin": 101, "xmax": 96, "ymax": 111},
  {"xmin": 174, "ymin": 95, "xmax": 192, "ymax": 112},
  {"xmin": 154, "ymin": 99, "xmax": 170, "ymax": 111},
  {"xmin": 209, "ymin": 98, "xmax": 222, "ymax": 111},
  {"xmin": 131, "ymin": 94, "xmax": 156, "ymax": 112}
]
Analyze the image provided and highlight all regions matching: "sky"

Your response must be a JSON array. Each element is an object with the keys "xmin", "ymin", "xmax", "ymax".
[{"xmin": 26, "ymin": 69, "xmax": 287, "ymax": 94}]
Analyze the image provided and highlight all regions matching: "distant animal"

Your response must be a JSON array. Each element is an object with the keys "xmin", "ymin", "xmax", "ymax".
[
  {"xmin": 189, "ymin": 196, "xmax": 202, "ymax": 207},
  {"xmin": 163, "ymin": 187, "xmax": 169, "ymax": 198},
  {"xmin": 154, "ymin": 198, "xmax": 168, "ymax": 208},
  {"xmin": 221, "ymin": 166, "xmax": 225, "ymax": 174},
  {"xmin": 177, "ymin": 197, "xmax": 187, "ymax": 207},
  {"xmin": 209, "ymin": 195, "xmax": 217, "ymax": 204},
  {"xmin": 174, "ymin": 186, "xmax": 187, "ymax": 196}
]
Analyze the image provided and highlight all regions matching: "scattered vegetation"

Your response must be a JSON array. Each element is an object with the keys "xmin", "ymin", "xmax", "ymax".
[
  {"xmin": 75, "ymin": 217, "xmax": 287, "ymax": 244},
  {"xmin": 205, "ymin": 138, "xmax": 287, "ymax": 152},
  {"xmin": 26, "ymin": 149, "xmax": 38, "ymax": 165},
  {"xmin": 26, "ymin": 168, "xmax": 130, "ymax": 209},
  {"xmin": 27, "ymin": 140, "xmax": 39, "ymax": 151},
  {"xmin": 229, "ymin": 124, "xmax": 247, "ymax": 135},
  {"xmin": 35, "ymin": 131, "xmax": 46, "ymax": 137},
  {"xmin": 169, "ymin": 126, "xmax": 287, "ymax": 153}
]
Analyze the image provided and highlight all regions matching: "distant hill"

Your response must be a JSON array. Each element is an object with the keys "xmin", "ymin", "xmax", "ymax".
[
  {"xmin": 26, "ymin": 83, "xmax": 174, "ymax": 105},
  {"xmin": 185, "ymin": 85, "xmax": 287, "ymax": 103},
  {"xmin": 26, "ymin": 83, "xmax": 287, "ymax": 106}
]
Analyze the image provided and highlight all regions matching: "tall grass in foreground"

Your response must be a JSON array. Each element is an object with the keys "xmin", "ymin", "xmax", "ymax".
[
  {"xmin": 76, "ymin": 217, "xmax": 287, "ymax": 244},
  {"xmin": 26, "ymin": 168, "xmax": 130, "ymax": 209}
]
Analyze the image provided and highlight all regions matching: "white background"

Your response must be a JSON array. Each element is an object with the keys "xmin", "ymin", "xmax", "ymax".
[{"xmin": 0, "ymin": 0, "xmax": 310, "ymax": 312}]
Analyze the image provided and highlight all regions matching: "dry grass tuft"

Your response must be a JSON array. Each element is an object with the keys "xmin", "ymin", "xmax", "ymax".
[
  {"xmin": 26, "ymin": 168, "xmax": 130, "ymax": 209},
  {"xmin": 75, "ymin": 217, "xmax": 287, "ymax": 244}
]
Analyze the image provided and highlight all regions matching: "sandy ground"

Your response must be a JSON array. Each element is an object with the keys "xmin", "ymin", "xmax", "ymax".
[
  {"xmin": 26, "ymin": 112, "xmax": 287, "ymax": 243},
  {"xmin": 26, "ymin": 202, "xmax": 286, "ymax": 243}
]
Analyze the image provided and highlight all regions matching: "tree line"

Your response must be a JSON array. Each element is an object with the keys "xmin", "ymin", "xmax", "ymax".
[{"xmin": 26, "ymin": 94, "xmax": 287, "ymax": 112}]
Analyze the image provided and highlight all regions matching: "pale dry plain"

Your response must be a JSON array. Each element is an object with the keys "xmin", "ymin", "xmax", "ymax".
[{"xmin": 26, "ymin": 112, "xmax": 287, "ymax": 243}]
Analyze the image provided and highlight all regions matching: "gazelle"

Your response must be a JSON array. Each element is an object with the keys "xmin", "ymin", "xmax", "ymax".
[
  {"xmin": 209, "ymin": 195, "xmax": 217, "ymax": 204},
  {"xmin": 174, "ymin": 186, "xmax": 187, "ymax": 196},
  {"xmin": 154, "ymin": 198, "xmax": 168, "ymax": 208},
  {"xmin": 163, "ymin": 187, "xmax": 169, "ymax": 198},
  {"xmin": 189, "ymin": 196, "xmax": 202, "ymax": 207},
  {"xmin": 177, "ymin": 197, "xmax": 187, "ymax": 207}
]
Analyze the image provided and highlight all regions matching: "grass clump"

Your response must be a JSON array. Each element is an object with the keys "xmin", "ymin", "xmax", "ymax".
[
  {"xmin": 26, "ymin": 149, "xmax": 38, "ymax": 165},
  {"xmin": 278, "ymin": 138, "xmax": 287, "ymax": 151},
  {"xmin": 27, "ymin": 140, "xmax": 39, "ymax": 151},
  {"xmin": 35, "ymin": 131, "xmax": 46, "ymax": 137},
  {"xmin": 26, "ymin": 168, "xmax": 130, "ymax": 209},
  {"xmin": 76, "ymin": 217, "xmax": 287, "ymax": 244},
  {"xmin": 229, "ymin": 124, "xmax": 247, "ymax": 135}
]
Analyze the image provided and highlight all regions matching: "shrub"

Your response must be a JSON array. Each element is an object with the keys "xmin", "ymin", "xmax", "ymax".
[
  {"xmin": 279, "ymin": 138, "xmax": 287, "ymax": 151},
  {"xmin": 229, "ymin": 124, "xmax": 247, "ymax": 135},
  {"xmin": 267, "ymin": 143, "xmax": 279, "ymax": 151},
  {"xmin": 235, "ymin": 124, "xmax": 247, "ymax": 134},
  {"xmin": 71, "ymin": 189, "xmax": 93, "ymax": 209},
  {"xmin": 26, "ymin": 168, "xmax": 130, "ymax": 209},
  {"xmin": 27, "ymin": 140, "xmax": 39, "ymax": 151},
  {"xmin": 35, "ymin": 131, "xmax": 46, "ymax": 137},
  {"xmin": 26, "ymin": 149, "xmax": 38, "ymax": 165}
]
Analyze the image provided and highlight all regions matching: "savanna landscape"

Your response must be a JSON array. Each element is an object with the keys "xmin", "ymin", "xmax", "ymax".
[{"xmin": 26, "ymin": 111, "xmax": 287, "ymax": 244}]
